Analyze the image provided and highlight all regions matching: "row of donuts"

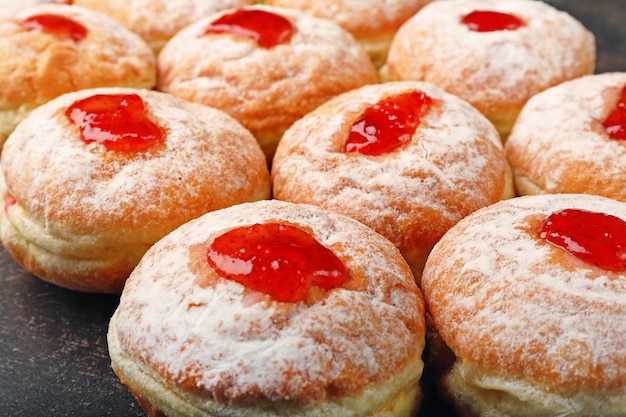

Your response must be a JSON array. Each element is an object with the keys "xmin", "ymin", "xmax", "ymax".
[{"xmin": 1, "ymin": 0, "xmax": 595, "ymax": 156}]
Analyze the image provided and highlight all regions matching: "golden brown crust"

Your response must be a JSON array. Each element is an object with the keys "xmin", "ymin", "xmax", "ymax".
[
  {"xmin": 108, "ymin": 200, "xmax": 426, "ymax": 415},
  {"xmin": 271, "ymin": 81, "xmax": 511, "ymax": 284},
  {"xmin": 506, "ymin": 72, "xmax": 626, "ymax": 201},
  {"xmin": 156, "ymin": 5, "xmax": 378, "ymax": 160},
  {"xmin": 386, "ymin": 0, "xmax": 596, "ymax": 139},
  {"xmin": 422, "ymin": 194, "xmax": 626, "ymax": 415},
  {"xmin": 71, "ymin": 0, "xmax": 255, "ymax": 53},
  {"xmin": 0, "ymin": 87, "xmax": 270, "ymax": 292},
  {"xmin": 0, "ymin": 3, "xmax": 156, "ymax": 147},
  {"xmin": 264, "ymin": 0, "xmax": 432, "ymax": 67}
]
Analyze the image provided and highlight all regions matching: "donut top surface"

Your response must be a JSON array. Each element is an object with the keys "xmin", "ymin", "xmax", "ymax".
[
  {"xmin": 0, "ymin": 87, "xmax": 270, "ymax": 242},
  {"xmin": 422, "ymin": 193, "xmax": 626, "ymax": 390},
  {"xmin": 272, "ymin": 81, "xmax": 508, "ymax": 254},
  {"xmin": 265, "ymin": 0, "xmax": 431, "ymax": 40},
  {"xmin": 156, "ymin": 5, "xmax": 378, "ymax": 140},
  {"xmin": 506, "ymin": 72, "xmax": 626, "ymax": 200},
  {"xmin": 0, "ymin": 4, "xmax": 156, "ymax": 108},
  {"xmin": 71, "ymin": 0, "xmax": 255, "ymax": 51},
  {"xmin": 113, "ymin": 200, "xmax": 425, "ymax": 404},
  {"xmin": 387, "ymin": 0, "xmax": 596, "ymax": 115}
]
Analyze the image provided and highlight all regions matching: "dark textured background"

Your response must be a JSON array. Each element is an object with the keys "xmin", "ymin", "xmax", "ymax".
[{"xmin": 1, "ymin": 1, "xmax": 623, "ymax": 416}]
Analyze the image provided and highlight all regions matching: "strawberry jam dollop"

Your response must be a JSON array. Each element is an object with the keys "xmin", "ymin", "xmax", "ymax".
[
  {"xmin": 205, "ymin": 9, "xmax": 294, "ymax": 49},
  {"xmin": 344, "ymin": 91, "xmax": 433, "ymax": 155},
  {"xmin": 539, "ymin": 208, "xmax": 626, "ymax": 271},
  {"xmin": 461, "ymin": 10, "xmax": 524, "ymax": 32},
  {"xmin": 207, "ymin": 223, "xmax": 350, "ymax": 303},
  {"xmin": 66, "ymin": 93, "xmax": 164, "ymax": 152},
  {"xmin": 603, "ymin": 85, "xmax": 626, "ymax": 140},
  {"xmin": 22, "ymin": 14, "xmax": 87, "ymax": 42}
]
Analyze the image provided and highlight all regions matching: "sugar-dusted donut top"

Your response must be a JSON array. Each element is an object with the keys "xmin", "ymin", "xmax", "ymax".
[
  {"xmin": 72, "ymin": 0, "xmax": 254, "ymax": 49},
  {"xmin": 506, "ymin": 72, "xmax": 626, "ymax": 200},
  {"xmin": 422, "ymin": 193, "xmax": 626, "ymax": 390},
  {"xmin": 271, "ymin": 81, "xmax": 508, "ymax": 255},
  {"xmin": 113, "ymin": 199, "xmax": 426, "ymax": 404},
  {"xmin": 265, "ymin": 0, "xmax": 432, "ymax": 40},
  {"xmin": 0, "ymin": 3, "xmax": 155, "ymax": 108},
  {"xmin": 387, "ymin": 0, "xmax": 595, "ymax": 113},
  {"xmin": 156, "ymin": 4, "xmax": 377, "ymax": 137},
  {"xmin": 0, "ymin": 87, "xmax": 270, "ymax": 244}
]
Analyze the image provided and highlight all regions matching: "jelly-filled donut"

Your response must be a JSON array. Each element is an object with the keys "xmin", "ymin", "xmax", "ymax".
[
  {"xmin": 271, "ymin": 81, "xmax": 513, "ymax": 285},
  {"xmin": 0, "ymin": 3, "xmax": 156, "ymax": 150},
  {"xmin": 264, "ymin": 0, "xmax": 432, "ymax": 69},
  {"xmin": 422, "ymin": 193, "xmax": 626, "ymax": 417},
  {"xmin": 0, "ymin": 87, "xmax": 270, "ymax": 293},
  {"xmin": 70, "ymin": 0, "xmax": 255, "ymax": 53},
  {"xmin": 506, "ymin": 72, "xmax": 626, "ymax": 200},
  {"xmin": 385, "ymin": 0, "xmax": 595, "ymax": 140},
  {"xmin": 108, "ymin": 199, "xmax": 427, "ymax": 417},
  {"xmin": 157, "ymin": 4, "xmax": 378, "ymax": 160}
]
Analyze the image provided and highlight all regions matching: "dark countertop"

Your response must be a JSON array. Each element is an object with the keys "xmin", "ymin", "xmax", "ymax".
[{"xmin": 1, "ymin": 1, "xmax": 624, "ymax": 416}]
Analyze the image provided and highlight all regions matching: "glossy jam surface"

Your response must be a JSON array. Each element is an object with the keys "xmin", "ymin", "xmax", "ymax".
[
  {"xmin": 461, "ymin": 10, "xmax": 524, "ymax": 32},
  {"xmin": 603, "ymin": 85, "xmax": 626, "ymax": 140},
  {"xmin": 207, "ymin": 223, "xmax": 350, "ymax": 302},
  {"xmin": 66, "ymin": 94, "xmax": 164, "ymax": 152},
  {"xmin": 205, "ymin": 9, "xmax": 294, "ymax": 48},
  {"xmin": 539, "ymin": 208, "xmax": 626, "ymax": 271},
  {"xmin": 344, "ymin": 91, "xmax": 433, "ymax": 155},
  {"xmin": 22, "ymin": 14, "xmax": 87, "ymax": 42}
]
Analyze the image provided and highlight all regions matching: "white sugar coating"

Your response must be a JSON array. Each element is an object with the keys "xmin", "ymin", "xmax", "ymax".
[
  {"xmin": 72, "ymin": 0, "xmax": 254, "ymax": 47},
  {"xmin": 506, "ymin": 72, "xmax": 626, "ymax": 200},
  {"xmin": 266, "ymin": 0, "xmax": 431, "ymax": 37},
  {"xmin": 387, "ymin": 0, "xmax": 596, "ymax": 113},
  {"xmin": 272, "ymin": 81, "xmax": 507, "ymax": 266},
  {"xmin": 0, "ymin": 3, "xmax": 156, "ymax": 109},
  {"xmin": 156, "ymin": 4, "xmax": 377, "ymax": 141},
  {"xmin": 422, "ymin": 193, "xmax": 626, "ymax": 389},
  {"xmin": 112, "ymin": 199, "xmax": 425, "ymax": 404},
  {"xmin": 0, "ymin": 87, "xmax": 269, "ymax": 243}
]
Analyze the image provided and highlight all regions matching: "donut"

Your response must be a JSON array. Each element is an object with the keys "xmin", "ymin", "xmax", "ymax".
[
  {"xmin": 421, "ymin": 193, "xmax": 626, "ymax": 417},
  {"xmin": 69, "ymin": 0, "xmax": 255, "ymax": 53},
  {"xmin": 156, "ymin": 4, "xmax": 378, "ymax": 161},
  {"xmin": 271, "ymin": 81, "xmax": 514, "ymax": 285},
  {"xmin": 506, "ymin": 72, "xmax": 626, "ymax": 200},
  {"xmin": 107, "ymin": 199, "xmax": 427, "ymax": 417},
  {"xmin": 385, "ymin": 0, "xmax": 596, "ymax": 140},
  {"xmin": 0, "ymin": 87, "xmax": 270, "ymax": 293},
  {"xmin": 264, "ymin": 0, "xmax": 432, "ymax": 69},
  {"xmin": 0, "ymin": 3, "xmax": 156, "ymax": 150}
]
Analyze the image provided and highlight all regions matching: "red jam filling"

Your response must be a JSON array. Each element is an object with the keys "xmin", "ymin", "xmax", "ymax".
[
  {"xmin": 539, "ymin": 208, "xmax": 626, "ymax": 271},
  {"xmin": 22, "ymin": 14, "xmax": 87, "ymax": 42},
  {"xmin": 66, "ymin": 94, "xmax": 164, "ymax": 152},
  {"xmin": 205, "ymin": 9, "xmax": 294, "ymax": 49},
  {"xmin": 344, "ymin": 91, "xmax": 433, "ymax": 155},
  {"xmin": 3, "ymin": 198, "xmax": 16, "ymax": 214},
  {"xmin": 461, "ymin": 10, "xmax": 524, "ymax": 32},
  {"xmin": 207, "ymin": 223, "xmax": 350, "ymax": 303},
  {"xmin": 603, "ymin": 85, "xmax": 626, "ymax": 140}
]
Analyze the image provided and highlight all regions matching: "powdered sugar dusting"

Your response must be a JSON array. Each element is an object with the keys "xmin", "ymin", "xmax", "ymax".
[
  {"xmin": 157, "ymin": 4, "xmax": 377, "ymax": 139},
  {"xmin": 0, "ymin": 87, "xmax": 269, "ymax": 243},
  {"xmin": 422, "ymin": 194, "xmax": 626, "ymax": 389},
  {"xmin": 506, "ymin": 72, "xmax": 626, "ymax": 200},
  {"xmin": 387, "ymin": 0, "xmax": 595, "ymax": 113},
  {"xmin": 72, "ymin": 0, "xmax": 255, "ymax": 48},
  {"xmin": 272, "ymin": 81, "xmax": 507, "ymax": 269},
  {"xmin": 113, "ymin": 199, "xmax": 425, "ymax": 404}
]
